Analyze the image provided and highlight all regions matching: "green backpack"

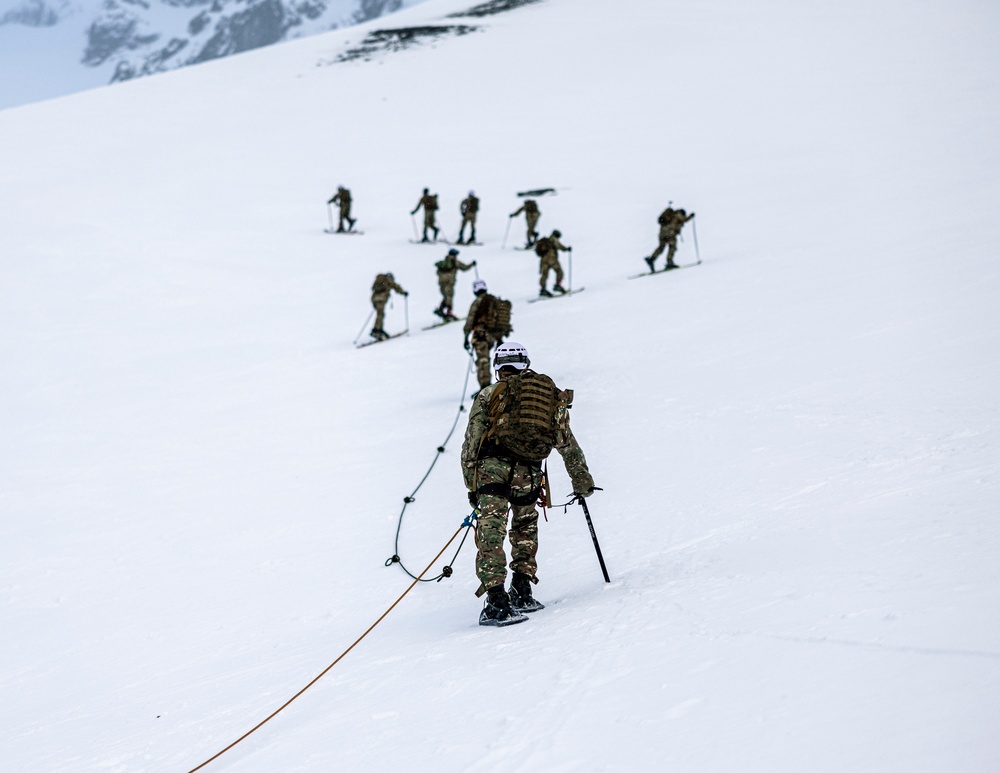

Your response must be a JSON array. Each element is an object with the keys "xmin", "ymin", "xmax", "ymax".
[{"xmin": 485, "ymin": 370, "xmax": 572, "ymax": 462}]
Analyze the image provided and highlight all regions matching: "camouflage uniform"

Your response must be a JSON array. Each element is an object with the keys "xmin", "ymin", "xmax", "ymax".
[
  {"xmin": 463, "ymin": 293, "xmax": 505, "ymax": 389},
  {"xmin": 371, "ymin": 273, "xmax": 407, "ymax": 336},
  {"xmin": 328, "ymin": 187, "xmax": 355, "ymax": 231},
  {"xmin": 539, "ymin": 231, "xmax": 571, "ymax": 292},
  {"xmin": 511, "ymin": 199, "xmax": 540, "ymax": 246},
  {"xmin": 411, "ymin": 190, "xmax": 440, "ymax": 242},
  {"xmin": 436, "ymin": 253, "xmax": 474, "ymax": 316},
  {"xmin": 650, "ymin": 207, "xmax": 694, "ymax": 267},
  {"xmin": 458, "ymin": 194, "xmax": 479, "ymax": 243},
  {"xmin": 461, "ymin": 377, "xmax": 595, "ymax": 593}
]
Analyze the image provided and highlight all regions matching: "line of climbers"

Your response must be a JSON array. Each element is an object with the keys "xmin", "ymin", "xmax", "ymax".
[{"xmin": 348, "ymin": 189, "xmax": 694, "ymax": 626}]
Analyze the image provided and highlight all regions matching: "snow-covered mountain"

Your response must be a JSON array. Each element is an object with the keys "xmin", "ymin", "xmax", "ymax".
[
  {"xmin": 0, "ymin": 0, "xmax": 425, "ymax": 109},
  {"xmin": 1, "ymin": 0, "xmax": 999, "ymax": 771}
]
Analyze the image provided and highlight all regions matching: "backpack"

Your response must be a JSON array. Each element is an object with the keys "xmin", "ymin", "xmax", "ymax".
[
  {"xmin": 475, "ymin": 294, "xmax": 512, "ymax": 337},
  {"xmin": 435, "ymin": 256, "xmax": 453, "ymax": 272},
  {"xmin": 484, "ymin": 370, "xmax": 572, "ymax": 462},
  {"xmin": 658, "ymin": 207, "xmax": 675, "ymax": 226},
  {"xmin": 533, "ymin": 236, "xmax": 552, "ymax": 257},
  {"xmin": 372, "ymin": 273, "xmax": 392, "ymax": 293}
]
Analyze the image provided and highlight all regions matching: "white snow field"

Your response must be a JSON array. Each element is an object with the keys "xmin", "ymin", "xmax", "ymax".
[{"xmin": 2, "ymin": 0, "xmax": 999, "ymax": 771}]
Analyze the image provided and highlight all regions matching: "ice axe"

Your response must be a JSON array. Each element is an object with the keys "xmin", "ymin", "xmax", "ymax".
[{"xmin": 572, "ymin": 489, "xmax": 609, "ymax": 583}]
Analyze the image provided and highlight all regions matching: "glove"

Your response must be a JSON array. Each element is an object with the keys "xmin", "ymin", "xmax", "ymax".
[
  {"xmin": 403, "ymin": 291, "xmax": 409, "ymax": 297},
  {"xmin": 468, "ymin": 491, "xmax": 478, "ymax": 507},
  {"xmin": 472, "ymin": 260, "xmax": 478, "ymax": 266},
  {"xmin": 464, "ymin": 338, "xmax": 471, "ymax": 352},
  {"xmin": 573, "ymin": 485, "xmax": 602, "ymax": 500}
]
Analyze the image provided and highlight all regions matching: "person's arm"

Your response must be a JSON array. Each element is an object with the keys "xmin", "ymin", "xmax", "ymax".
[
  {"xmin": 554, "ymin": 410, "xmax": 595, "ymax": 496},
  {"xmin": 461, "ymin": 391, "xmax": 491, "ymax": 490}
]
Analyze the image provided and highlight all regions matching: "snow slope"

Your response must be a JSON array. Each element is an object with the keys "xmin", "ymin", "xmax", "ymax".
[{"xmin": 2, "ymin": 0, "xmax": 999, "ymax": 771}]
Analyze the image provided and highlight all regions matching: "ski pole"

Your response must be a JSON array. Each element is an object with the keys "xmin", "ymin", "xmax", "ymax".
[
  {"xmin": 327, "ymin": 203, "xmax": 335, "ymax": 232},
  {"xmin": 502, "ymin": 216, "xmax": 512, "ymax": 249},
  {"xmin": 692, "ymin": 216, "xmax": 701, "ymax": 264},
  {"xmin": 353, "ymin": 309, "xmax": 375, "ymax": 345},
  {"xmin": 579, "ymin": 496, "xmax": 610, "ymax": 583},
  {"xmin": 404, "ymin": 293, "xmax": 410, "ymax": 334},
  {"xmin": 568, "ymin": 247, "xmax": 573, "ymax": 292},
  {"xmin": 410, "ymin": 214, "xmax": 419, "ymax": 241}
]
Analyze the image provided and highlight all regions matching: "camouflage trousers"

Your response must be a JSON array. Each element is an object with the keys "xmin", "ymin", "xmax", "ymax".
[
  {"xmin": 371, "ymin": 292, "xmax": 389, "ymax": 330},
  {"xmin": 539, "ymin": 252, "xmax": 564, "ymax": 289},
  {"xmin": 337, "ymin": 204, "xmax": 352, "ymax": 230},
  {"xmin": 471, "ymin": 333, "xmax": 498, "ymax": 388},
  {"xmin": 651, "ymin": 226, "xmax": 679, "ymax": 263},
  {"xmin": 525, "ymin": 212, "xmax": 540, "ymax": 244},
  {"xmin": 423, "ymin": 210, "xmax": 438, "ymax": 239},
  {"xmin": 438, "ymin": 275, "xmax": 457, "ymax": 310},
  {"xmin": 459, "ymin": 213, "xmax": 477, "ymax": 241},
  {"xmin": 474, "ymin": 457, "xmax": 544, "ymax": 592}
]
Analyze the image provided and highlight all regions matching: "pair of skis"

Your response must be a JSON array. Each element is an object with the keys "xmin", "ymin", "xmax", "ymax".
[{"xmin": 627, "ymin": 259, "xmax": 702, "ymax": 280}]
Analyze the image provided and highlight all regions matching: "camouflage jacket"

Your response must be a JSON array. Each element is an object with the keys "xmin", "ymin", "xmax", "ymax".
[
  {"xmin": 332, "ymin": 188, "xmax": 351, "ymax": 207},
  {"xmin": 436, "ymin": 254, "xmax": 474, "ymax": 277},
  {"xmin": 413, "ymin": 194, "xmax": 438, "ymax": 214},
  {"xmin": 463, "ymin": 293, "xmax": 502, "ymax": 336},
  {"xmin": 548, "ymin": 234, "xmax": 570, "ymax": 254},
  {"xmin": 371, "ymin": 274, "xmax": 405, "ymax": 297},
  {"xmin": 511, "ymin": 199, "xmax": 539, "ymax": 217},
  {"xmin": 461, "ymin": 380, "xmax": 594, "ymax": 494},
  {"xmin": 461, "ymin": 195, "xmax": 479, "ymax": 215}
]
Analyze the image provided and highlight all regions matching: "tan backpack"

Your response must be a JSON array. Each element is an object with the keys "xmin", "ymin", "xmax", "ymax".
[
  {"xmin": 474, "ymin": 293, "xmax": 512, "ymax": 337},
  {"xmin": 484, "ymin": 370, "xmax": 573, "ymax": 462}
]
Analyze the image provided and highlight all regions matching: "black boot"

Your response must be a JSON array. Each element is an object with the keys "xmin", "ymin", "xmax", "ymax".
[
  {"xmin": 553, "ymin": 284, "xmax": 566, "ymax": 294},
  {"xmin": 539, "ymin": 288, "xmax": 553, "ymax": 297},
  {"xmin": 479, "ymin": 585, "xmax": 527, "ymax": 627},
  {"xmin": 644, "ymin": 256, "xmax": 655, "ymax": 271},
  {"xmin": 509, "ymin": 572, "xmax": 545, "ymax": 613}
]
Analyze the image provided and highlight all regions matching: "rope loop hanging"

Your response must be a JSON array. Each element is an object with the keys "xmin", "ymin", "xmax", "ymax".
[{"xmin": 387, "ymin": 356, "xmax": 476, "ymax": 581}]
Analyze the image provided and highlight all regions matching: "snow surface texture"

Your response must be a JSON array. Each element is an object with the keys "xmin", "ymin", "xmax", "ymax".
[{"xmin": 2, "ymin": 0, "xmax": 999, "ymax": 770}]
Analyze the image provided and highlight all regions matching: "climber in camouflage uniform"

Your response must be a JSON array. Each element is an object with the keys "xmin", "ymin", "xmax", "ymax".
[
  {"xmin": 646, "ymin": 206, "xmax": 695, "ymax": 271},
  {"xmin": 327, "ymin": 186, "xmax": 356, "ymax": 232},
  {"xmin": 463, "ymin": 279, "xmax": 511, "ymax": 391},
  {"xmin": 435, "ymin": 248, "xmax": 476, "ymax": 321},
  {"xmin": 461, "ymin": 341, "xmax": 596, "ymax": 626},
  {"xmin": 510, "ymin": 198, "xmax": 540, "ymax": 247},
  {"xmin": 370, "ymin": 272, "xmax": 407, "ymax": 341},
  {"xmin": 411, "ymin": 187, "xmax": 440, "ymax": 242},
  {"xmin": 537, "ymin": 229, "xmax": 571, "ymax": 297},
  {"xmin": 457, "ymin": 191, "xmax": 479, "ymax": 244}
]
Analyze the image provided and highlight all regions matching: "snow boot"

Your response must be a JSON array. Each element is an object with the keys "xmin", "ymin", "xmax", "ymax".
[
  {"xmin": 665, "ymin": 261, "xmax": 678, "ymax": 270},
  {"xmin": 509, "ymin": 572, "xmax": 545, "ymax": 613},
  {"xmin": 433, "ymin": 226, "xmax": 440, "ymax": 241},
  {"xmin": 433, "ymin": 307, "xmax": 445, "ymax": 319},
  {"xmin": 644, "ymin": 256, "xmax": 655, "ymax": 271},
  {"xmin": 348, "ymin": 217, "xmax": 357, "ymax": 230},
  {"xmin": 479, "ymin": 585, "xmax": 527, "ymax": 627},
  {"xmin": 553, "ymin": 284, "xmax": 566, "ymax": 294},
  {"xmin": 539, "ymin": 288, "xmax": 553, "ymax": 298}
]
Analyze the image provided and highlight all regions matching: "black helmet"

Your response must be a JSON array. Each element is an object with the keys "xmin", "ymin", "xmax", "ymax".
[
  {"xmin": 552, "ymin": 229, "xmax": 562, "ymax": 238},
  {"xmin": 448, "ymin": 248, "xmax": 459, "ymax": 255}
]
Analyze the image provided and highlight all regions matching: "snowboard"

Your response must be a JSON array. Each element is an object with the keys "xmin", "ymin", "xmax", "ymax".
[{"xmin": 324, "ymin": 228, "xmax": 364, "ymax": 235}]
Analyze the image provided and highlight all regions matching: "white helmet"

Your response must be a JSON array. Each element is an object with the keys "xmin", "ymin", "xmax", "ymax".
[
  {"xmin": 469, "ymin": 190, "xmax": 475, "ymax": 196},
  {"xmin": 472, "ymin": 279, "xmax": 487, "ymax": 295},
  {"xmin": 494, "ymin": 341, "xmax": 530, "ymax": 373}
]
